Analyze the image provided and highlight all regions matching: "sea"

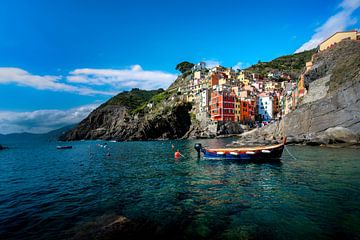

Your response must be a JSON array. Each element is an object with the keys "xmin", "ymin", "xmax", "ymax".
[{"xmin": 0, "ymin": 136, "xmax": 360, "ymax": 239}]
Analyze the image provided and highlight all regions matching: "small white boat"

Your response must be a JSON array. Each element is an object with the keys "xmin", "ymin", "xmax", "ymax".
[{"xmin": 56, "ymin": 145, "xmax": 72, "ymax": 150}]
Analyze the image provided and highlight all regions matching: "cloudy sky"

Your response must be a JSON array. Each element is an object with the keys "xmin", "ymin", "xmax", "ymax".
[{"xmin": 0, "ymin": 0, "xmax": 359, "ymax": 134}]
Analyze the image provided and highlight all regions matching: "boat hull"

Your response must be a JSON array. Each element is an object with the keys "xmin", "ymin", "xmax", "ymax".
[{"xmin": 201, "ymin": 144, "xmax": 284, "ymax": 162}]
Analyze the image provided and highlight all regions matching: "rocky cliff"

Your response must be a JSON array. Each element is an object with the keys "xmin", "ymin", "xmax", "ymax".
[
  {"xmin": 234, "ymin": 40, "xmax": 360, "ymax": 146},
  {"xmin": 60, "ymin": 88, "xmax": 193, "ymax": 141}
]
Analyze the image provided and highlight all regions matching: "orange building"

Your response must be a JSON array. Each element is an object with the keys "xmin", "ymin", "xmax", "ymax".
[
  {"xmin": 298, "ymin": 75, "xmax": 306, "ymax": 97},
  {"xmin": 211, "ymin": 74, "xmax": 219, "ymax": 86},
  {"xmin": 272, "ymin": 94, "xmax": 281, "ymax": 119},
  {"xmin": 240, "ymin": 99, "xmax": 255, "ymax": 122},
  {"xmin": 210, "ymin": 91, "xmax": 236, "ymax": 121}
]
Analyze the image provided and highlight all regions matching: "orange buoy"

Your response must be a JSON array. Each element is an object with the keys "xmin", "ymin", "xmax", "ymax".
[{"xmin": 174, "ymin": 151, "xmax": 181, "ymax": 158}]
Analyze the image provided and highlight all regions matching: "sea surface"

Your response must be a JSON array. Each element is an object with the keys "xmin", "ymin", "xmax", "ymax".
[{"xmin": 0, "ymin": 137, "xmax": 360, "ymax": 239}]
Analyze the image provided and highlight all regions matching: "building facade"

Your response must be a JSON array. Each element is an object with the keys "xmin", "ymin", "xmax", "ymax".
[
  {"xmin": 210, "ymin": 90, "xmax": 236, "ymax": 121},
  {"xmin": 257, "ymin": 95, "xmax": 273, "ymax": 121}
]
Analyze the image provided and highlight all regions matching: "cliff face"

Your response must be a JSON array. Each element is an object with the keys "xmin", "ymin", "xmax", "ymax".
[
  {"xmin": 286, "ymin": 40, "xmax": 360, "ymax": 137},
  {"xmin": 60, "ymin": 89, "xmax": 193, "ymax": 141},
  {"xmin": 235, "ymin": 40, "xmax": 360, "ymax": 146}
]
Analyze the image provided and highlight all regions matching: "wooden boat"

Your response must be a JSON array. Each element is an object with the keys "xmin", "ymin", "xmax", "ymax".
[
  {"xmin": 56, "ymin": 145, "xmax": 72, "ymax": 150},
  {"xmin": 194, "ymin": 139, "xmax": 285, "ymax": 162}
]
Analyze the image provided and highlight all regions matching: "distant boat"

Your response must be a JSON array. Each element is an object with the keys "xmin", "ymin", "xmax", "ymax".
[
  {"xmin": 56, "ymin": 145, "xmax": 72, "ymax": 150},
  {"xmin": 194, "ymin": 139, "xmax": 285, "ymax": 161}
]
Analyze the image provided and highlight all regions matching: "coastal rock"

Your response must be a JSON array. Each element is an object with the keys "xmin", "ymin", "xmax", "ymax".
[
  {"xmin": 61, "ymin": 100, "xmax": 192, "ymax": 141},
  {"xmin": 324, "ymin": 127, "xmax": 358, "ymax": 143},
  {"xmin": 216, "ymin": 121, "xmax": 244, "ymax": 135}
]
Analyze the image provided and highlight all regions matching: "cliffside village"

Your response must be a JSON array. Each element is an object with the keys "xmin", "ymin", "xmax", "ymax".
[{"xmin": 176, "ymin": 30, "xmax": 360, "ymax": 128}]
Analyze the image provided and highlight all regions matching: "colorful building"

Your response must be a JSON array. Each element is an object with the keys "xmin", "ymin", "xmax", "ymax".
[
  {"xmin": 240, "ymin": 99, "xmax": 255, "ymax": 122},
  {"xmin": 199, "ymin": 89, "xmax": 210, "ymax": 113},
  {"xmin": 210, "ymin": 90, "xmax": 236, "ymax": 122},
  {"xmin": 210, "ymin": 74, "xmax": 219, "ymax": 86},
  {"xmin": 272, "ymin": 94, "xmax": 281, "ymax": 119},
  {"xmin": 297, "ymin": 75, "xmax": 306, "ymax": 98},
  {"xmin": 235, "ymin": 98, "xmax": 241, "ymax": 122},
  {"xmin": 237, "ymin": 71, "xmax": 250, "ymax": 86},
  {"xmin": 257, "ymin": 94, "xmax": 273, "ymax": 121}
]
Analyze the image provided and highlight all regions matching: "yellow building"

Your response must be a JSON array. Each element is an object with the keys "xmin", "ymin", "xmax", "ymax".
[
  {"xmin": 235, "ymin": 98, "xmax": 241, "ymax": 122},
  {"xmin": 319, "ymin": 30, "xmax": 359, "ymax": 51},
  {"xmin": 305, "ymin": 61, "xmax": 313, "ymax": 72},
  {"xmin": 237, "ymin": 71, "xmax": 250, "ymax": 86}
]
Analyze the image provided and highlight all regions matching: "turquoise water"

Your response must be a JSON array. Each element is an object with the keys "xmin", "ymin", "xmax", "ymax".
[{"xmin": 0, "ymin": 138, "xmax": 360, "ymax": 239}]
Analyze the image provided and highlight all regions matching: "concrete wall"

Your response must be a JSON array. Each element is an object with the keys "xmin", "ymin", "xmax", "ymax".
[{"xmin": 319, "ymin": 31, "xmax": 357, "ymax": 51}]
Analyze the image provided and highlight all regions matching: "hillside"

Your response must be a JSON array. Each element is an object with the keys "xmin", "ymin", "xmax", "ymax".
[
  {"xmin": 246, "ymin": 49, "xmax": 316, "ymax": 78},
  {"xmin": 102, "ymin": 88, "xmax": 164, "ymax": 111},
  {"xmin": 0, "ymin": 125, "xmax": 75, "ymax": 145},
  {"xmin": 59, "ymin": 88, "xmax": 193, "ymax": 141}
]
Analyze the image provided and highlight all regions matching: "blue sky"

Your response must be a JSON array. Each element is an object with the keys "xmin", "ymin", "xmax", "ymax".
[{"xmin": 0, "ymin": 0, "xmax": 359, "ymax": 133}]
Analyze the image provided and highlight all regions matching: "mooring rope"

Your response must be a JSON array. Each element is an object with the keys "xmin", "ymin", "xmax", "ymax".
[{"xmin": 284, "ymin": 145, "xmax": 298, "ymax": 160}]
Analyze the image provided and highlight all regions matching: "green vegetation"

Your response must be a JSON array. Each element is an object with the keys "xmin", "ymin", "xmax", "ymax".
[
  {"xmin": 129, "ymin": 90, "xmax": 172, "ymax": 115},
  {"xmin": 175, "ymin": 61, "xmax": 194, "ymax": 73},
  {"xmin": 246, "ymin": 49, "xmax": 316, "ymax": 78},
  {"xmin": 104, "ymin": 88, "xmax": 164, "ymax": 111}
]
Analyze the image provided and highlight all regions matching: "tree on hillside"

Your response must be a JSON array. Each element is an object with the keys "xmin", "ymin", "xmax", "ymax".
[{"xmin": 175, "ymin": 61, "xmax": 194, "ymax": 73}]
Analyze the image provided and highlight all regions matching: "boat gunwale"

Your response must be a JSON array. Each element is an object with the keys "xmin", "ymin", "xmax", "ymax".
[{"xmin": 203, "ymin": 143, "xmax": 284, "ymax": 153}]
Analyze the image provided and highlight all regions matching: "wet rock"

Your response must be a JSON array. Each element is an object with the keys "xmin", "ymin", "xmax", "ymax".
[{"xmin": 286, "ymin": 135, "xmax": 306, "ymax": 144}]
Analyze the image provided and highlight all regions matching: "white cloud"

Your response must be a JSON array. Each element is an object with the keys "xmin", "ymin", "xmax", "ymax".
[
  {"xmin": 0, "ymin": 104, "xmax": 99, "ymax": 134},
  {"xmin": 232, "ymin": 62, "xmax": 250, "ymax": 70},
  {"xmin": 0, "ymin": 67, "xmax": 115, "ymax": 96},
  {"xmin": 295, "ymin": 0, "xmax": 360, "ymax": 53},
  {"xmin": 204, "ymin": 60, "xmax": 221, "ymax": 69},
  {"xmin": 0, "ymin": 65, "xmax": 177, "ymax": 95},
  {"xmin": 0, "ymin": 67, "xmax": 70, "ymax": 91},
  {"xmin": 67, "ymin": 65, "xmax": 177, "ymax": 90},
  {"xmin": 131, "ymin": 64, "xmax": 143, "ymax": 71}
]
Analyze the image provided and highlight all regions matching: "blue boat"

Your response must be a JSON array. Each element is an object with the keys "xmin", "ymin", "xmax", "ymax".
[{"xmin": 194, "ymin": 140, "xmax": 285, "ymax": 162}]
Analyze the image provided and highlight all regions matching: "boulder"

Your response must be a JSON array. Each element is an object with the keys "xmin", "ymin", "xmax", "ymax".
[
  {"xmin": 217, "ymin": 121, "xmax": 244, "ymax": 135},
  {"xmin": 324, "ymin": 127, "xmax": 358, "ymax": 143}
]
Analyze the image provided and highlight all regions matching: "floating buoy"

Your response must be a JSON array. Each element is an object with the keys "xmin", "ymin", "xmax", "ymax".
[{"xmin": 174, "ymin": 151, "xmax": 181, "ymax": 158}]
